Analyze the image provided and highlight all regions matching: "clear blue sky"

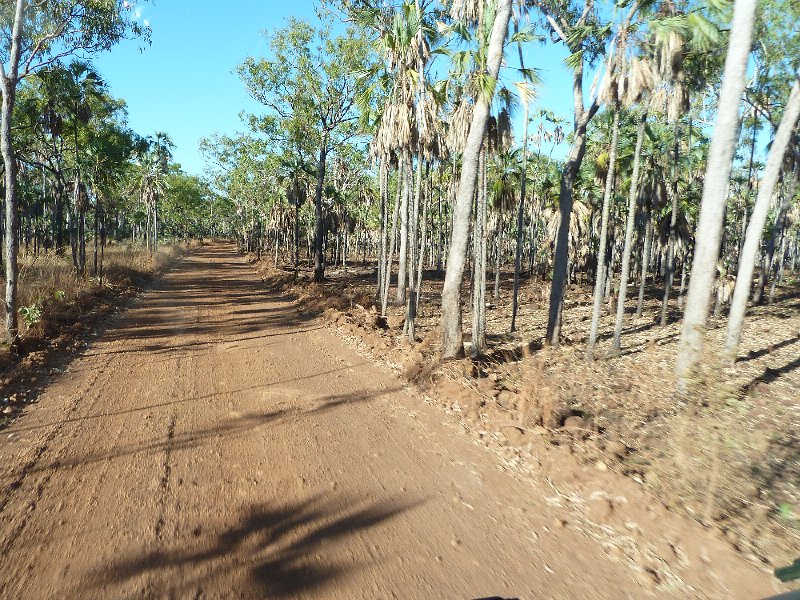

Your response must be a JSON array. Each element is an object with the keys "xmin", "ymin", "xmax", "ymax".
[{"xmin": 94, "ymin": 2, "xmax": 578, "ymax": 176}]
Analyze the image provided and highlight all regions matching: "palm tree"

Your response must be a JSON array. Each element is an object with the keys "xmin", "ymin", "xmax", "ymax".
[
  {"xmin": 135, "ymin": 133, "xmax": 174, "ymax": 254},
  {"xmin": 675, "ymin": 0, "xmax": 758, "ymax": 387},
  {"xmin": 63, "ymin": 60, "xmax": 107, "ymax": 275},
  {"xmin": 441, "ymin": 0, "xmax": 513, "ymax": 359},
  {"xmin": 539, "ymin": 0, "xmax": 616, "ymax": 346},
  {"xmin": 724, "ymin": 74, "xmax": 800, "ymax": 362},
  {"xmin": 611, "ymin": 53, "xmax": 657, "ymax": 351}
]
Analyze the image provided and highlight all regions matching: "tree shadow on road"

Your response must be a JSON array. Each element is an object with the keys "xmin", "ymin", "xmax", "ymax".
[
  {"xmin": 27, "ymin": 384, "xmax": 405, "ymax": 473},
  {"xmin": 81, "ymin": 493, "xmax": 423, "ymax": 598}
]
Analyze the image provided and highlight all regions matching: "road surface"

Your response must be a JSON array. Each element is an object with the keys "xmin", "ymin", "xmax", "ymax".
[{"xmin": 0, "ymin": 244, "xmax": 776, "ymax": 599}]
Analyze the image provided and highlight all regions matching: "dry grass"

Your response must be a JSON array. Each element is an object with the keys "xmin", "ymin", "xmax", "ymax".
[{"xmin": 9, "ymin": 241, "xmax": 193, "ymax": 340}]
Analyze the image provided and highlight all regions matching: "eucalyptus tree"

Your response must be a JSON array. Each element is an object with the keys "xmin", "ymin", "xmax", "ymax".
[
  {"xmin": 161, "ymin": 172, "xmax": 213, "ymax": 242},
  {"xmin": 200, "ymin": 134, "xmax": 271, "ymax": 252},
  {"xmin": 239, "ymin": 15, "xmax": 372, "ymax": 282},
  {"xmin": 675, "ymin": 0, "xmax": 758, "ymax": 386},
  {"xmin": 0, "ymin": 0, "xmax": 147, "ymax": 341}
]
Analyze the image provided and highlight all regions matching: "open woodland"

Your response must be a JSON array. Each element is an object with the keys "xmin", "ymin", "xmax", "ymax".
[{"xmin": 0, "ymin": 0, "xmax": 798, "ymax": 597}]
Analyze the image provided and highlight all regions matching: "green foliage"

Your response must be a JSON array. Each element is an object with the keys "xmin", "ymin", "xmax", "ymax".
[{"xmin": 18, "ymin": 304, "xmax": 42, "ymax": 329}]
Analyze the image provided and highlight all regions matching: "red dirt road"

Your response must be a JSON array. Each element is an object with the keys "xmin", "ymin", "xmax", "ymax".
[{"xmin": 0, "ymin": 245, "xmax": 779, "ymax": 598}]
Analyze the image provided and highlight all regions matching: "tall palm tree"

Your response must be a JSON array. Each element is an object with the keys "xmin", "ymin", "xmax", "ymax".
[
  {"xmin": 724, "ymin": 74, "xmax": 800, "ymax": 362},
  {"xmin": 441, "ymin": 0, "xmax": 513, "ymax": 359},
  {"xmin": 136, "ymin": 133, "xmax": 174, "ymax": 254},
  {"xmin": 675, "ymin": 0, "xmax": 758, "ymax": 387}
]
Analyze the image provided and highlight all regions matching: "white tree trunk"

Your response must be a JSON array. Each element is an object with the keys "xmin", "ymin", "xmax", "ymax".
[
  {"xmin": 612, "ymin": 112, "xmax": 646, "ymax": 351},
  {"xmin": 587, "ymin": 108, "xmax": 620, "ymax": 358},
  {"xmin": 723, "ymin": 74, "xmax": 800, "ymax": 361},
  {"xmin": 440, "ymin": 0, "xmax": 512, "ymax": 359},
  {"xmin": 675, "ymin": 0, "xmax": 757, "ymax": 384}
]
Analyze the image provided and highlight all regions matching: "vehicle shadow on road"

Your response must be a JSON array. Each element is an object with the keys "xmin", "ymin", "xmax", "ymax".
[{"xmin": 81, "ymin": 493, "xmax": 424, "ymax": 597}]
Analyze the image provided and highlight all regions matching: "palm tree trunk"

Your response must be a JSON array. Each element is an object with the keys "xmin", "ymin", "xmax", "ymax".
[
  {"xmin": 612, "ymin": 111, "xmax": 646, "ymax": 351},
  {"xmin": 396, "ymin": 151, "xmax": 410, "ymax": 304},
  {"xmin": 511, "ymin": 103, "xmax": 529, "ymax": 333},
  {"xmin": 493, "ymin": 213, "xmax": 502, "ymax": 300},
  {"xmin": 676, "ymin": 0, "xmax": 757, "ymax": 384},
  {"xmin": 382, "ymin": 167, "xmax": 401, "ymax": 315},
  {"xmin": 93, "ymin": 201, "xmax": 99, "ymax": 277},
  {"xmin": 724, "ymin": 75, "xmax": 800, "ymax": 360},
  {"xmin": 660, "ymin": 119, "xmax": 681, "ymax": 325},
  {"xmin": 436, "ymin": 171, "xmax": 443, "ymax": 275},
  {"xmin": 377, "ymin": 155, "xmax": 388, "ymax": 299},
  {"xmin": 440, "ymin": 0, "xmax": 512, "ymax": 359},
  {"xmin": 414, "ymin": 169, "xmax": 430, "ymax": 315},
  {"xmin": 471, "ymin": 147, "xmax": 488, "ymax": 357},
  {"xmin": 406, "ymin": 153, "xmax": 421, "ymax": 341},
  {"xmin": 587, "ymin": 108, "xmax": 620, "ymax": 358}
]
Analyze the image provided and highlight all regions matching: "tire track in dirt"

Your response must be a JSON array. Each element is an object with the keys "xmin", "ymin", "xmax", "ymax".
[
  {"xmin": 0, "ymin": 350, "xmax": 118, "ymax": 558},
  {"xmin": 154, "ymin": 410, "xmax": 178, "ymax": 539},
  {"xmin": 0, "ymin": 243, "xmax": 782, "ymax": 600}
]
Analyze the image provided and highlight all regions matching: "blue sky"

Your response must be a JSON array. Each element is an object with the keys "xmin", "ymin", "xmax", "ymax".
[{"xmin": 94, "ymin": 1, "xmax": 578, "ymax": 176}]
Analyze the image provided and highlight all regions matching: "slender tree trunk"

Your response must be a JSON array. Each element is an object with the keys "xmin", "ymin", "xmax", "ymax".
[
  {"xmin": 313, "ymin": 137, "xmax": 328, "ymax": 282},
  {"xmin": 676, "ymin": 0, "xmax": 757, "ymax": 384},
  {"xmin": 396, "ymin": 151, "xmax": 410, "ymax": 304},
  {"xmin": 414, "ymin": 168, "xmax": 430, "ymax": 315},
  {"xmin": 1, "ymin": 0, "xmax": 24, "ymax": 342},
  {"xmin": 587, "ymin": 108, "xmax": 620, "ymax": 358},
  {"xmin": 436, "ymin": 173, "xmax": 443, "ymax": 275},
  {"xmin": 440, "ymin": 0, "xmax": 512, "ymax": 359},
  {"xmin": 736, "ymin": 110, "xmax": 759, "ymax": 270},
  {"xmin": 661, "ymin": 119, "xmax": 681, "ymax": 325},
  {"xmin": 724, "ymin": 74, "xmax": 800, "ymax": 360},
  {"xmin": 492, "ymin": 212, "xmax": 502, "ymax": 300},
  {"xmin": 382, "ymin": 168, "xmax": 401, "ymax": 315},
  {"xmin": 294, "ymin": 197, "xmax": 300, "ymax": 271},
  {"xmin": 93, "ymin": 201, "xmax": 99, "ymax": 277},
  {"xmin": 406, "ymin": 153, "xmax": 421, "ymax": 342},
  {"xmin": 511, "ymin": 103, "xmax": 529, "ymax": 333},
  {"xmin": 79, "ymin": 207, "xmax": 86, "ymax": 277},
  {"xmin": 677, "ymin": 260, "xmax": 687, "ymax": 309},
  {"xmin": 753, "ymin": 170, "xmax": 798, "ymax": 302},
  {"xmin": 377, "ymin": 156, "xmax": 388, "ymax": 300},
  {"xmin": 546, "ymin": 107, "xmax": 595, "ymax": 345},
  {"xmin": 612, "ymin": 111, "xmax": 646, "ymax": 351},
  {"xmin": 471, "ymin": 147, "xmax": 488, "ymax": 357},
  {"xmin": 768, "ymin": 232, "xmax": 787, "ymax": 303}
]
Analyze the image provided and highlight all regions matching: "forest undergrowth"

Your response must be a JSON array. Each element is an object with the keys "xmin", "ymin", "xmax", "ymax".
[{"xmin": 255, "ymin": 255, "xmax": 800, "ymax": 571}]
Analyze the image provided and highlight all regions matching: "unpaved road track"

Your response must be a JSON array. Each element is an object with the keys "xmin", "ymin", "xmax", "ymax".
[{"xmin": 0, "ymin": 245, "xmax": 776, "ymax": 599}]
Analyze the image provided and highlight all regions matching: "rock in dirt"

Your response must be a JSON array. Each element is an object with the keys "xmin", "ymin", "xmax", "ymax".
[
  {"xmin": 496, "ymin": 390, "xmax": 518, "ymax": 410},
  {"xmin": 604, "ymin": 440, "xmax": 629, "ymax": 460},
  {"xmin": 587, "ymin": 496, "xmax": 615, "ymax": 523},
  {"xmin": 501, "ymin": 426, "xmax": 528, "ymax": 447},
  {"xmin": 563, "ymin": 415, "xmax": 587, "ymax": 430}
]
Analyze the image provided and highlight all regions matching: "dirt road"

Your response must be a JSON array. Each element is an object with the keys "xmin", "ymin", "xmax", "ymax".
[{"xmin": 0, "ymin": 245, "xmax": 779, "ymax": 599}]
